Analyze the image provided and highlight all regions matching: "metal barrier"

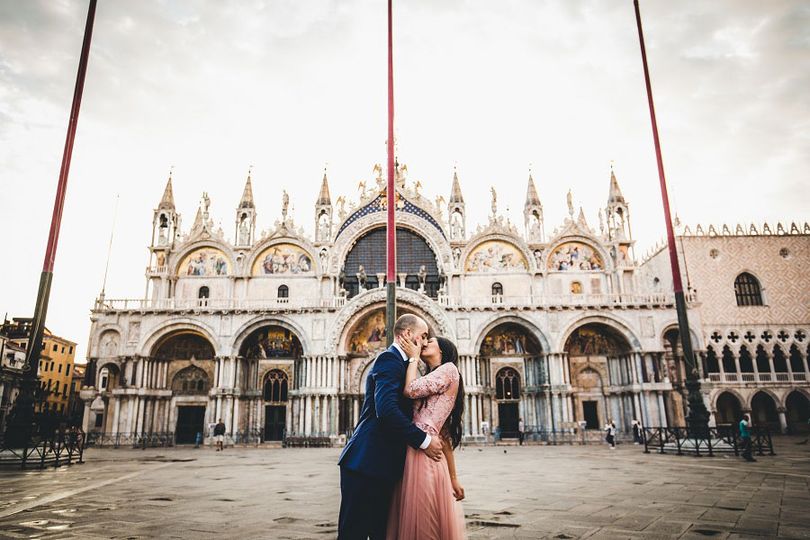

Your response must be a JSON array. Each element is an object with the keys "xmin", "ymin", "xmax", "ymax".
[
  {"xmin": 283, "ymin": 435, "xmax": 333, "ymax": 448},
  {"xmin": 0, "ymin": 430, "xmax": 85, "ymax": 470},
  {"xmin": 642, "ymin": 426, "xmax": 774, "ymax": 457},
  {"xmin": 520, "ymin": 427, "xmax": 631, "ymax": 445},
  {"xmin": 85, "ymin": 432, "xmax": 175, "ymax": 449}
]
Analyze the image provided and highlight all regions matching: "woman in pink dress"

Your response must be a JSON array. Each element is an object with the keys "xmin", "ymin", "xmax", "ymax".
[{"xmin": 387, "ymin": 336, "xmax": 467, "ymax": 540}]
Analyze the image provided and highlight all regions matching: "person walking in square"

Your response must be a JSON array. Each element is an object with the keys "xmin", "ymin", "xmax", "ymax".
[
  {"xmin": 518, "ymin": 417, "xmax": 525, "ymax": 445},
  {"xmin": 632, "ymin": 419, "xmax": 642, "ymax": 445},
  {"xmin": 214, "ymin": 419, "xmax": 226, "ymax": 451},
  {"xmin": 605, "ymin": 421, "xmax": 616, "ymax": 449},
  {"xmin": 739, "ymin": 413, "xmax": 756, "ymax": 462}
]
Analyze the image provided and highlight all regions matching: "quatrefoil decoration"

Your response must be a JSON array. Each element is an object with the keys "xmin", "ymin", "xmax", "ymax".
[
  {"xmin": 777, "ymin": 330, "xmax": 790, "ymax": 342},
  {"xmin": 761, "ymin": 330, "xmax": 773, "ymax": 342},
  {"xmin": 743, "ymin": 331, "xmax": 756, "ymax": 343},
  {"xmin": 727, "ymin": 331, "xmax": 739, "ymax": 343},
  {"xmin": 796, "ymin": 330, "xmax": 807, "ymax": 342},
  {"xmin": 710, "ymin": 331, "xmax": 723, "ymax": 343}
]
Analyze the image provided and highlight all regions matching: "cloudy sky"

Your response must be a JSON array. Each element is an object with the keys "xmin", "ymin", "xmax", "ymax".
[{"xmin": 1, "ymin": 0, "xmax": 807, "ymax": 360}]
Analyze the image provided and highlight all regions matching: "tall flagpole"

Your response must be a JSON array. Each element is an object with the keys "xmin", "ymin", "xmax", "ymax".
[
  {"xmin": 5, "ymin": 0, "xmax": 98, "ymax": 446},
  {"xmin": 633, "ymin": 0, "xmax": 709, "ymax": 433},
  {"xmin": 385, "ymin": 0, "xmax": 397, "ymax": 346}
]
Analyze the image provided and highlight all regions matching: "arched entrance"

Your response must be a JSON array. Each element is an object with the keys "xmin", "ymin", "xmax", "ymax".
[
  {"xmin": 239, "ymin": 325, "xmax": 302, "ymax": 440},
  {"xmin": 495, "ymin": 367, "xmax": 521, "ymax": 437},
  {"xmin": 786, "ymin": 391, "xmax": 810, "ymax": 434},
  {"xmin": 153, "ymin": 331, "xmax": 215, "ymax": 444},
  {"xmin": 339, "ymin": 304, "xmax": 435, "ymax": 433},
  {"xmin": 262, "ymin": 369, "xmax": 289, "ymax": 440},
  {"xmin": 478, "ymin": 322, "xmax": 542, "ymax": 438},
  {"xmin": 715, "ymin": 392, "xmax": 742, "ymax": 426},
  {"xmin": 751, "ymin": 391, "xmax": 779, "ymax": 431},
  {"xmin": 171, "ymin": 366, "xmax": 211, "ymax": 444},
  {"xmin": 565, "ymin": 323, "xmax": 632, "ymax": 430}
]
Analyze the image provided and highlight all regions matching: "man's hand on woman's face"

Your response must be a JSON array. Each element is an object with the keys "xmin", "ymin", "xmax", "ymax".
[{"xmin": 400, "ymin": 335, "xmax": 420, "ymax": 360}]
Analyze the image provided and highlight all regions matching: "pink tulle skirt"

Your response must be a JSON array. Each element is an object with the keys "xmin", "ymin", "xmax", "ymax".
[{"xmin": 386, "ymin": 446, "xmax": 466, "ymax": 540}]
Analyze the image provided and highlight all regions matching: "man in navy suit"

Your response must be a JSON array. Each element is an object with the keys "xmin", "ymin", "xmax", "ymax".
[{"xmin": 338, "ymin": 313, "xmax": 444, "ymax": 539}]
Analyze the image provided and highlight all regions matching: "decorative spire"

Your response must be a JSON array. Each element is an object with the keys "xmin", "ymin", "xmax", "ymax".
[
  {"xmin": 317, "ymin": 165, "xmax": 331, "ymax": 205},
  {"xmin": 577, "ymin": 207, "xmax": 589, "ymax": 228},
  {"xmin": 158, "ymin": 167, "xmax": 175, "ymax": 210},
  {"xmin": 449, "ymin": 166, "xmax": 464, "ymax": 203},
  {"xmin": 239, "ymin": 167, "xmax": 255, "ymax": 209},
  {"xmin": 524, "ymin": 168, "xmax": 541, "ymax": 209},
  {"xmin": 608, "ymin": 164, "xmax": 625, "ymax": 205}
]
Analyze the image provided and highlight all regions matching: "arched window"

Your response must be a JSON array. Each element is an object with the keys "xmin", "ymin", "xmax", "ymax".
[
  {"xmin": 277, "ymin": 285, "xmax": 289, "ymax": 299},
  {"xmin": 495, "ymin": 367, "xmax": 521, "ymax": 400},
  {"xmin": 171, "ymin": 366, "xmax": 210, "ymax": 395},
  {"xmin": 734, "ymin": 272, "xmax": 763, "ymax": 306},
  {"xmin": 491, "ymin": 282, "xmax": 503, "ymax": 298},
  {"xmin": 263, "ymin": 369, "xmax": 289, "ymax": 402},
  {"xmin": 198, "ymin": 286, "xmax": 210, "ymax": 305}
]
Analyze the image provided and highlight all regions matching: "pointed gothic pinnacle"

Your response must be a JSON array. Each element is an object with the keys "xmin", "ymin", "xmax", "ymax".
[
  {"xmin": 158, "ymin": 169, "xmax": 175, "ymax": 210},
  {"xmin": 449, "ymin": 166, "xmax": 464, "ymax": 204},
  {"xmin": 239, "ymin": 169, "xmax": 255, "ymax": 209},
  {"xmin": 525, "ymin": 171, "xmax": 541, "ymax": 209},
  {"xmin": 608, "ymin": 166, "xmax": 626, "ymax": 205},
  {"xmin": 317, "ymin": 166, "xmax": 331, "ymax": 205}
]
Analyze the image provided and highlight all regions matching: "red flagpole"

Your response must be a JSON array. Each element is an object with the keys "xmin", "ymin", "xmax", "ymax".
[
  {"xmin": 5, "ymin": 0, "xmax": 98, "ymax": 445},
  {"xmin": 633, "ymin": 0, "xmax": 708, "ymax": 432},
  {"xmin": 385, "ymin": 0, "xmax": 397, "ymax": 345}
]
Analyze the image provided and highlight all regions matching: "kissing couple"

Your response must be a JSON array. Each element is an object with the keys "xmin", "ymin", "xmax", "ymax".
[{"xmin": 338, "ymin": 313, "xmax": 466, "ymax": 539}]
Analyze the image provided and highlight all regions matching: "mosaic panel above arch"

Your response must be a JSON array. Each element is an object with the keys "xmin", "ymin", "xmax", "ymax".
[
  {"xmin": 547, "ymin": 241, "xmax": 604, "ymax": 272},
  {"xmin": 565, "ymin": 324, "xmax": 630, "ymax": 356},
  {"xmin": 346, "ymin": 308, "xmax": 389, "ymax": 358},
  {"xmin": 240, "ymin": 326, "xmax": 303, "ymax": 359},
  {"xmin": 179, "ymin": 247, "xmax": 230, "ymax": 277},
  {"xmin": 252, "ymin": 243, "xmax": 313, "ymax": 276},
  {"xmin": 465, "ymin": 240, "xmax": 527, "ymax": 273}
]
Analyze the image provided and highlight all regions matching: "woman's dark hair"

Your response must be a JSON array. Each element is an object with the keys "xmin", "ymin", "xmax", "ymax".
[{"xmin": 434, "ymin": 336, "xmax": 465, "ymax": 449}]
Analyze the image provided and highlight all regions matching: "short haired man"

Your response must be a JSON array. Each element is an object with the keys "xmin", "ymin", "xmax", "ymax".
[
  {"xmin": 213, "ymin": 418, "xmax": 226, "ymax": 452},
  {"xmin": 338, "ymin": 313, "xmax": 444, "ymax": 539}
]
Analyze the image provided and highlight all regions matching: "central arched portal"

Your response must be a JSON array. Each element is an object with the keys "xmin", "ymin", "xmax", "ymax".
[
  {"xmin": 339, "ymin": 304, "xmax": 438, "ymax": 434},
  {"xmin": 478, "ymin": 322, "xmax": 543, "ymax": 438},
  {"xmin": 565, "ymin": 323, "xmax": 632, "ymax": 431},
  {"xmin": 240, "ymin": 325, "xmax": 302, "ymax": 441}
]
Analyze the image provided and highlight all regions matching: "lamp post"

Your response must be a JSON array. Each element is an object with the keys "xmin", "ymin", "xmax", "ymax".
[
  {"xmin": 385, "ymin": 0, "xmax": 397, "ymax": 346},
  {"xmin": 633, "ymin": 0, "xmax": 709, "ymax": 434}
]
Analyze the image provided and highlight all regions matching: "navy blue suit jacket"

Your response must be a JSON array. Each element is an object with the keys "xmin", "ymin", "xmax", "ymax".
[{"xmin": 338, "ymin": 345, "xmax": 427, "ymax": 482}]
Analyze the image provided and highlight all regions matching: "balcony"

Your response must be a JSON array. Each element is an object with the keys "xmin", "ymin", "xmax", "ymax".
[
  {"xmin": 94, "ymin": 296, "xmax": 346, "ymax": 313},
  {"xmin": 708, "ymin": 372, "xmax": 808, "ymax": 384},
  {"xmin": 438, "ymin": 291, "xmax": 695, "ymax": 310}
]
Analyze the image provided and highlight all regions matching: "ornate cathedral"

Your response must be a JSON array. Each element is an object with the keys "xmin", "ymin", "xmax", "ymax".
[{"xmin": 79, "ymin": 163, "xmax": 810, "ymax": 444}]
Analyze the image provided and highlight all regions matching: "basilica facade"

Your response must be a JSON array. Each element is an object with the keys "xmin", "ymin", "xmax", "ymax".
[{"xmin": 79, "ymin": 164, "xmax": 810, "ymax": 444}]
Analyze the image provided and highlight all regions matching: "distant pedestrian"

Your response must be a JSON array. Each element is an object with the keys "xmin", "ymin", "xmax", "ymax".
[
  {"xmin": 214, "ymin": 419, "xmax": 226, "ymax": 451},
  {"xmin": 518, "ymin": 418, "xmax": 525, "ymax": 445},
  {"xmin": 739, "ymin": 413, "xmax": 756, "ymax": 462},
  {"xmin": 605, "ymin": 421, "xmax": 616, "ymax": 449},
  {"xmin": 632, "ymin": 419, "xmax": 642, "ymax": 445},
  {"xmin": 194, "ymin": 431, "xmax": 202, "ymax": 448}
]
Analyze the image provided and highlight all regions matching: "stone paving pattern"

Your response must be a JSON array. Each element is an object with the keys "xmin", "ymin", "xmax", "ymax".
[{"xmin": 1, "ymin": 438, "xmax": 809, "ymax": 539}]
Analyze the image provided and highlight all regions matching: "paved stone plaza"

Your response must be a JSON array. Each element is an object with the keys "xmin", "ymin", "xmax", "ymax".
[{"xmin": 1, "ymin": 438, "xmax": 809, "ymax": 539}]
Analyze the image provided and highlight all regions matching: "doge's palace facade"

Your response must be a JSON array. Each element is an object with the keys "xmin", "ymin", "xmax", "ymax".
[{"xmin": 79, "ymin": 164, "xmax": 810, "ymax": 444}]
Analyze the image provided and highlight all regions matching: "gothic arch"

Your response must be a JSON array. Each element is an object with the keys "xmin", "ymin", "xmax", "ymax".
[
  {"xmin": 171, "ymin": 240, "xmax": 235, "ymax": 277},
  {"xmin": 231, "ymin": 315, "xmax": 310, "ymax": 357},
  {"xmin": 472, "ymin": 314, "xmax": 550, "ymax": 354},
  {"xmin": 333, "ymin": 213, "xmax": 453, "ymax": 277},
  {"xmin": 545, "ymin": 234, "xmax": 613, "ymax": 273},
  {"xmin": 328, "ymin": 287, "xmax": 454, "ymax": 355},
  {"xmin": 745, "ymin": 388, "xmax": 782, "ymax": 410},
  {"xmin": 247, "ymin": 236, "xmax": 321, "ymax": 276},
  {"xmin": 139, "ymin": 319, "xmax": 220, "ymax": 358},
  {"xmin": 461, "ymin": 232, "xmax": 534, "ymax": 273},
  {"xmin": 660, "ymin": 323, "xmax": 704, "ymax": 351},
  {"xmin": 557, "ymin": 314, "xmax": 641, "ymax": 353}
]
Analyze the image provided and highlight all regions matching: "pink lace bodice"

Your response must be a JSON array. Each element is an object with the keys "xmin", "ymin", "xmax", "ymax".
[{"xmin": 404, "ymin": 363, "xmax": 460, "ymax": 436}]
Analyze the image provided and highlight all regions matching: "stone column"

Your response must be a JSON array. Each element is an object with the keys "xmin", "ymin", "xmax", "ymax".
[
  {"xmin": 777, "ymin": 408, "xmax": 788, "ymax": 434},
  {"xmin": 82, "ymin": 401, "xmax": 92, "ymax": 433}
]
